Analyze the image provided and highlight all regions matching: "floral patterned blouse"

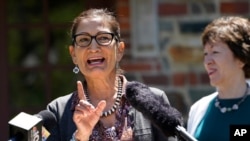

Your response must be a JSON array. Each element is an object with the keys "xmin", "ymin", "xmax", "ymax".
[{"xmin": 71, "ymin": 90, "xmax": 134, "ymax": 141}]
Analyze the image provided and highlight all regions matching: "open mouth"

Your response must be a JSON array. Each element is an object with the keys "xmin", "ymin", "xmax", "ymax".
[
  {"xmin": 208, "ymin": 69, "xmax": 216, "ymax": 76},
  {"xmin": 87, "ymin": 57, "xmax": 105, "ymax": 65}
]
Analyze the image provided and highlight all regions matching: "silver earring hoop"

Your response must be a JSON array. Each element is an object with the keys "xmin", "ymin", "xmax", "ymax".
[{"xmin": 73, "ymin": 65, "xmax": 79, "ymax": 74}]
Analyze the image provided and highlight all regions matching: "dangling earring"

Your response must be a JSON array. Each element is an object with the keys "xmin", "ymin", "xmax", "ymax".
[{"xmin": 73, "ymin": 65, "xmax": 79, "ymax": 74}]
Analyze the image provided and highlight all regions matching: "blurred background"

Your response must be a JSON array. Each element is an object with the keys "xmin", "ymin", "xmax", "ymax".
[{"xmin": 1, "ymin": 0, "xmax": 249, "ymax": 140}]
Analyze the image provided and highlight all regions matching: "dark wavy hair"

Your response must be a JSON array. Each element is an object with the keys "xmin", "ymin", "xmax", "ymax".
[{"xmin": 202, "ymin": 16, "xmax": 250, "ymax": 78}]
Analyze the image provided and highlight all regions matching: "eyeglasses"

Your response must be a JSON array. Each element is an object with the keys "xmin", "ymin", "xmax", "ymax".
[{"xmin": 72, "ymin": 32, "xmax": 116, "ymax": 48}]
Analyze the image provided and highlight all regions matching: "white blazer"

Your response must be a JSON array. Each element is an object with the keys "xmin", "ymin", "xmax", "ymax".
[{"xmin": 187, "ymin": 92, "xmax": 218, "ymax": 135}]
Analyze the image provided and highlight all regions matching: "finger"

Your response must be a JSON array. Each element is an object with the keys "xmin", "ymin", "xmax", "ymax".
[
  {"xmin": 95, "ymin": 100, "xmax": 106, "ymax": 116},
  {"xmin": 78, "ymin": 100, "xmax": 95, "ymax": 109},
  {"xmin": 74, "ymin": 100, "xmax": 95, "ymax": 116},
  {"xmin": 77, "ymin": 81, "xmax": 86, "ymax": 100},
  {"xmin": 73, "ymin": 107, "xmax": 84, "ymax": 118},
  {"xmin": 74, "ymin": 105, "xmax": 91, "ymax": 119}
]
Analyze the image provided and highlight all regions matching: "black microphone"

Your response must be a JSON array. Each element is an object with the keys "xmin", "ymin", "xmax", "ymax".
[
  {"xmin": 34, "ymin": 110, "xmax": 57, "ymax": 140},
  {"xmin": 8, "ymin": 110, "xmax": 57, "ymax": 141},
  {"xmin": 125, "ymin": 81, "xmax": 198, "ymax": 141},
  {"xmin": 34, "ymin": 110, "xmax": 57, "ymax": 131}
]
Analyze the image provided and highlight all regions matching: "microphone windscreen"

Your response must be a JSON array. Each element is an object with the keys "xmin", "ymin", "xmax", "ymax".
[
  {"xmin": 126, "ymin": 81, "xmax": 183, "ymax": 137},
  {"xmin": 35, "ymin": 110, "xmax": 57, "ymax": 131}
]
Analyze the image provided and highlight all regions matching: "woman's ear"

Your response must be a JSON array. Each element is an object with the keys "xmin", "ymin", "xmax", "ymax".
[
  {"xmin": 117, "ymin": 41, "xmax": 125, "ymax": 62},
  {"xmin": 239, "ymin": 61, "xmax": 245, "ymax": 69},
  {"xmin": 235, "ymin": 57, "xmax": 245, "ymax": 69},
  {"xmin": 69, "ymin": 45, "xmax": 77, "ymax": 64}
]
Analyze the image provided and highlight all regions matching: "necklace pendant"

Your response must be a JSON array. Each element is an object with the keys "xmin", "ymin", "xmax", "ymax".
[
  {"xmin": 215, "ymin": 101, "xmax": 219, "ymax": 107},
  {"xmin": 220, "ymin": 107, "xmax": 227, "ymax": 113},
  {"xmin": 232, "ymin": 104, "xmax": 238, "ymax": 110}
]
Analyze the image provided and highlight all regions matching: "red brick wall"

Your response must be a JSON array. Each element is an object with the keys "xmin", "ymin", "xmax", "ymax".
[
  {"xmin": 116, "ymin": 0, "xmax": 250, "ymax": 119},
  {"xmin": 116, "ymin": 0, "xmax": 250, "ymax": 89}
]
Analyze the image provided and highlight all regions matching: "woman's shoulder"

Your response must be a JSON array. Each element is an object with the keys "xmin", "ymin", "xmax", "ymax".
[
  {"xmin": 46, "ymin": 92, "xmax": 76, "ymax": 111},
  {"xmin": 149, "ymin": 87, "xmax": 165, "ymax": 95},
  {"xmin": 49, "ymin": 92, "xmax": 75, "ymax": 104},
  {"xmin": 148, "ymin": 86, "xmax": 170, "ymax": 104}
]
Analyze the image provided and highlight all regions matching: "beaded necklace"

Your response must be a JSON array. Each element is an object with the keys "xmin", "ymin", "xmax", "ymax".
[
  {"xmin": 214, "ymin": 83, "xmax": 249, "ymax": 113},
  {"xmin": 83, "ymin": 77, "xmax": 123, "ymax": 117}
]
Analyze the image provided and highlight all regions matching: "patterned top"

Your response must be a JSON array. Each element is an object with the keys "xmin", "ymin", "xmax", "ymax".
[{"xmin": 71, "ymin": 89, "xmax": 134, "ymax": 141}]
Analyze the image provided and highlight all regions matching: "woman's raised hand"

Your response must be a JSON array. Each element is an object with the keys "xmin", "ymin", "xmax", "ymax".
[{"xmin": 73, "ymin": 81, "xmax": 106, "ymax": 140}]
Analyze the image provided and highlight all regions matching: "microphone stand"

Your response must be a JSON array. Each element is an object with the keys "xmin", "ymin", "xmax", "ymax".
[{"xmin": 176, "ymin": 126, "xmax": 198, "ymax": 141}]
